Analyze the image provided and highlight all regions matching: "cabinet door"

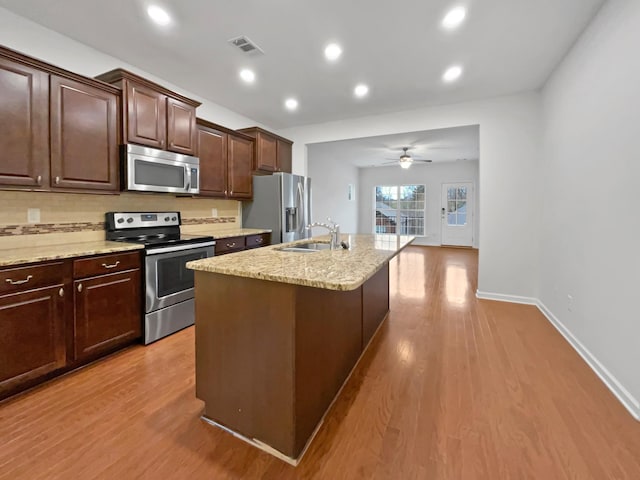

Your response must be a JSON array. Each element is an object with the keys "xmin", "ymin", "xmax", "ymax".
[
  {"xmin": 125, "ymin": 80, "xmax": 167, "ymax": 149},
  {"xmin": 277, "ymin": 139, "xmax": 293, "ymax": 173},
  {"xmin": 197, "ymin": 126, "xmax": 227, "ymax": 197},
  {"xmin": 0, "ymin": 57, "xmax": 49, "ymax": 188},
  {"xmin": 256, "ymin": 133, "xmax": 277, "ymax": 172},
  {"xmin": 228, "ymin": 134, "xmax": 253, "ymax": 199},
  {"xmin": 0, "ymin": 285, "xmax": 66, "ymax": 398},
  {"xmin": 50, "ymin": 76, "xmax": 119, "ymax": 191},
  {"xmin": 74, "ymin": 269, "xmax": 141, "ymax": 361},
  {"xmin": 167, "ymin": 97, "xmax": 197, "ymax": 155}
]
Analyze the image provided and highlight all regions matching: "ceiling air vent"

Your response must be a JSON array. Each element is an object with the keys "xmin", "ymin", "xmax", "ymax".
[{"xmin": 228, "ymin": 36, "xmax": 264, "ymax": 56}]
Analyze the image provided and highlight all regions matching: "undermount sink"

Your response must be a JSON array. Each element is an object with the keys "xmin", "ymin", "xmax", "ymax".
[{"xmin": 276, "ymin": 242, "xmax": 332, "ymax": 253}]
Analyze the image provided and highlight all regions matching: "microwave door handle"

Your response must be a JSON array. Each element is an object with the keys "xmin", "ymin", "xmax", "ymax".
[{"xmin": 185, "ymin": 165, "xmax": 191, "ymax": 191}]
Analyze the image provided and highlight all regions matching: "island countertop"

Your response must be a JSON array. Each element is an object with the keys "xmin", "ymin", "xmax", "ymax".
[{"xmin": 186, "ymin": 234, "xmax": 414, "ymax": 291}]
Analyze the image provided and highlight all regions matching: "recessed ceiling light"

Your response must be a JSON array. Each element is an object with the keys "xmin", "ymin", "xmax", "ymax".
[
  {"xmin": 354, "ymin": 84, "xmax": 369, "ymax": 98},
  {"xmin": 147, "ymin": 5, "xmax": 171, "ymax": 26},
  {"xmin": 442, "ymin": 65, "xmax": 463, "ymax": 83},
  {"xmin": 441, "ymin": 6, "xmax": 467, "ymax": 30},
  {"xmin": 324, "ymin": 43, "xmax": 342, "ymax": 61},
  {"xmin": 239, "ymin": 69, "xmax": 255, "ymax": 83},
  {"xmin": 285, "ymin": 98, "xmax": 298, "ymax": 111}
]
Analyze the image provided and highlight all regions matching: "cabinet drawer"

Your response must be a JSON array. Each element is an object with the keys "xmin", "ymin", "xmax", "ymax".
[
  {"xmin": 215, "ymin": 236, "xmax": 246, "ymax": 255},
  {"xmin": 0, "ymin": 260, "xmax": 70, "ymax": 296},
  {"xmin": 245, "ymin": 233, "xmax": 271, "ymax": 249},
  {"xmin": 73, "ymin": 251, "xmax": 140, "ymax": 279}
]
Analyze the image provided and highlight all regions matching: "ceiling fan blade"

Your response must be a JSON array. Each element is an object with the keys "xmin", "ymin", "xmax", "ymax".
[{"xmin": 413, "ymin": 159, "xmax": 433, "ymax": 163}]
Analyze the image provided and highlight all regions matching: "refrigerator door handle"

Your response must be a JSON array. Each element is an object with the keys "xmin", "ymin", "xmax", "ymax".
[{"xmin": 297, "ymin": 181, "xmax": 305, "ymax": 236}]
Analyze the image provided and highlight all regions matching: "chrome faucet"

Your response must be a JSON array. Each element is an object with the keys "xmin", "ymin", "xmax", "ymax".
[{"xmin": 307, "ymin": 218, "xmax": 341, "ymax": 250}]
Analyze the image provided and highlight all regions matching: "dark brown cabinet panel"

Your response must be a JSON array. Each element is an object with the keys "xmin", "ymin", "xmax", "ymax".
[
  {"xmin": 96, "ymin": 69, "xmax": 200, "ymax": 156},
  {"xmin": 126, "ymin": 81, "xmax": 167, "ymax": 149},
  {"xmin": 73, "ymin": 268, "xmax": 141, "ymax": 361},
  {"xmin": 0, "ymin": 56, "xmax": 49, "ymax": 188},
  {"xmin": 276, "ymin": 139, "xmax": 293, "ymax": 174},
  {"xmin": 238, "ymin": 127, "xmax": 293, "ymax": 174},
  {"xmin": 0, "ymin": 284, "xmax": 66, "ymax": 398},
  {"xmin": 197, "ymin": 124, "xmax": 227, "ymax": 197},
  {"xmin": 50, "ymin": 76, "xmax": 119, "ymax": 191},
  {"xmin": 214, "ymin": 236, "xmax": 246, "ymax": 256},
  {"xmin": 167, "ymin": 97, "xmax": 197, "ymax": 155},
  {"xmin": 245, "ymin": 233, "xmax": 271, "ymax": 249},
  {"xmin": 256, "ymin": 133, "xmax": 277, "ymax": 172},
  {"xmin": 228, "ymin": 134, "xmax": 253, "ymax": 199}
]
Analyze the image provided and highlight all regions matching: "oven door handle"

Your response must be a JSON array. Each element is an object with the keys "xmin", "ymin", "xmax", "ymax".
[{"xmin": 145, "ymin": 241, "xmax": 216, "ymax": 255}]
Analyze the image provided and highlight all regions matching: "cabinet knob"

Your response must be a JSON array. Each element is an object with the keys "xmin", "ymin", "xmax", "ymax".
[
  {"xmin": 59, "ymin": 287, "xmax": 64, "ymax": 297},
  {"xmin": 55, "ymin": 176, "xmax": 60, "ymax": 185},
  {"xmin": 36, "ymin": 175, "xmax": 42, "ymax": 185},
  {"xmin": 77, "ymin": 283, "xmax": 83, "ymax": 293}
]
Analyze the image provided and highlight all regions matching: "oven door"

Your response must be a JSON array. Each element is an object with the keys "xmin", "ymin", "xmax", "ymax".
[{"xmin": 145, "ymin": 242, "xmax": 215, "ymax": 313}]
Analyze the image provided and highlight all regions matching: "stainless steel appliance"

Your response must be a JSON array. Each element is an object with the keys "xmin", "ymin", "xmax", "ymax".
[
  {"xmin": 242, "ymin": 172, "xmax": 311, "ymax": 244},
  {"xmin": 123, "ymin": 144, "xmax": 200, "ymax": 194},
  {"xmin": 106, "ymin": 212, "xmax": 214, "ymax": 344}
]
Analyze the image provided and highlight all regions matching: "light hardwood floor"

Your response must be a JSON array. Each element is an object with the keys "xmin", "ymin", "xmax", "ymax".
[{"xmin": 1, "ymin": 246, "xmax": 639, "ymax": 479}]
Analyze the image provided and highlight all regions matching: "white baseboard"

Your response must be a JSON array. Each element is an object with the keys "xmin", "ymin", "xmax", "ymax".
[
  {"xmin": 536, "ymin": 300, "xmax": 640, "ymax": 421},
  {"xmin": 477, "ymin": 290, "xmax": 640, "ymax": 421},
  {"xmin": 476, "ymin": 290, "xmax": 537, "ymax": 305}
]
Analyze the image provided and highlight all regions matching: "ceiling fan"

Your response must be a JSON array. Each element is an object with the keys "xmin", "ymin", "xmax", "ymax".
[{"xmin": 382, "ymin": 147, "xmax": 433, "ymax": 169}]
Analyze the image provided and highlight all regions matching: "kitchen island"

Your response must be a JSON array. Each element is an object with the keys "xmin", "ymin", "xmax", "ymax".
[{"xmin": 187, "ymin": 234, "xmax": 414, "ymax": 464}]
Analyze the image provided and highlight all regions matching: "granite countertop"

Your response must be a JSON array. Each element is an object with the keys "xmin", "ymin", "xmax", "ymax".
[
  {"xmin": 187, "ymin": 234, "xmax": 414, "ymax": 291},
  {"xmin": 0, "ymin": 240, "xmax": 144, "ymax": 267}
]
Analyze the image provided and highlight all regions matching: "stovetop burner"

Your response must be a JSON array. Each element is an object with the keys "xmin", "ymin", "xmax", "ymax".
[{"xmin": 105, "ymin": 212, "xmax": 214, "ymax": 250}]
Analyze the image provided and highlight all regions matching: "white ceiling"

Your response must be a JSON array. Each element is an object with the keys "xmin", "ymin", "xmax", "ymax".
[
  {"xmin": 0, "ymin": 0, "xmax": 604, "ymax": 130},
  {"xmin": 308, "ymin": 125, "xmax": 479, "ymax": 168}
]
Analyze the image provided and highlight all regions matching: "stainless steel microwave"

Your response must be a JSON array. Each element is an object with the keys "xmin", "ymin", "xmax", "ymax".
[{"xmin": 124, "ymin": 144, "xmax": 200, "ymax": 194}]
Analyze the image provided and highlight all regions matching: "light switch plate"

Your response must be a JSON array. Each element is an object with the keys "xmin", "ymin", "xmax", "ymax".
[
  {"xmin": 211, "ymin": 208, "xmax": 218, "ymax": 217},
  {"xmin": 27, "ymin": 208, "xmax": 41, "ymax": 223}
]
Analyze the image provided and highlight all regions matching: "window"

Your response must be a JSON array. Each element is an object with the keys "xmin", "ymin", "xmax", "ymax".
[
  {"xmin": 446, "ymin": 185, "xmax": 467, "ymax": 226},
  {"xmin": 374, "ymin": 184, "xmax": 425, "ymax": 236}
]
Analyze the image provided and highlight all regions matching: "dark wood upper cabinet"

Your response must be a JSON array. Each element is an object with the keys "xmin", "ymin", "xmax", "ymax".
[
  {"xmin": 228, "ymin": 133, "xmax": 254, "ymax": 199},
  {"xmin": 0, "ymin": 55, "xmax": 49, "ymax": 188},
  {"xmin": 96, "ymin": 69, "xmax": 200, "ymax": 155},
  {"xmin": 196, "ymin": 118, "xmax": 254, "ymax": 199},
  {"xmin": 126, "ymin": 81, "xmax": 167, "ymax": 149},
  {"xmin": 167, "ymin": 97, "xmax": 197, "ymax": 155},
  {"xmin": 0, "ymin": 46, "xmax": 120, "ymax": 194},
  {"xmin": 196, "ymin": 121, "xmax": 228, "ymax": 197},
  {"xmin": 238, "ymin": 127, "xmax": 293, "ymax": 174},
  {"xmin": 50, "ymin": 76, "xmax": 119, "ymax": 191}
]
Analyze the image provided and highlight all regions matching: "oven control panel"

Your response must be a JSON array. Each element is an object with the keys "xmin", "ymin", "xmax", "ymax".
[{"xmin": 107, "ymin": 212, "xmax": 181, "ymax": 230}]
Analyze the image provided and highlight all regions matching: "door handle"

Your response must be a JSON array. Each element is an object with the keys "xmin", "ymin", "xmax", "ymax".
[{"xmin": 441, "ymin": 207, "xmax": 445, "ymax": 219}]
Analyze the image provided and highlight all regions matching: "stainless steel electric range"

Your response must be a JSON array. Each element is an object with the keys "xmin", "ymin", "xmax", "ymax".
[{"xmin": 106, "ymin": 212, "xmax": 215, "ymax": 344}]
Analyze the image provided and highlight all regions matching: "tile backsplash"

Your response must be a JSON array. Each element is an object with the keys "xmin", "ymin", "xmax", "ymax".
[{"xmin": 0, "ymin": 190, "xmax": 241, "ymax": 247}]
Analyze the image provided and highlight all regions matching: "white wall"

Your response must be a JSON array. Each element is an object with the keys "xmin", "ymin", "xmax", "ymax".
[
  {"xmin": 0, "ymin": 7, "xmax": 267, "ymax": 131},
  {"xmin": 358, "ymin": 161, "xmax": 479, "ymax": 247},
  {"xmin": 539, "ymin": 0, "xmax": 640, "ymax": 417},
  {"xmin": 307, "ymin": 147, "xmax": 359, "ymax": 233},
  {"xmin": 280, "ymin": 93, "xmax": 542, "ymax": 299}
]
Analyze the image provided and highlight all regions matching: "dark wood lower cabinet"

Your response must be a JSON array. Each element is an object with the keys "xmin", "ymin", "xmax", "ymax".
[
  {"xmin": 0, "ymin": 252, "xmax": 142, "ymax": 401},
  {"xmin": 0, "ymin": 284, "xmax": 67, "ymax": 398},
  {"xmin": 73, "ymin": 269, "xmax": 141, "ymax": 361}
]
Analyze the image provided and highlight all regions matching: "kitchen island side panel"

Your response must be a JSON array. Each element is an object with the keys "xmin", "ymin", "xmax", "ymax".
[
  {"xmin": 294, "ymin": 284, "xmax": 363, "ymax": 455},
  {"xmin": 362, "ymin": 264, "xmax": 390, "ymax": 349},
  {"xmin": 194, "ymin": 271, "xmax": 296, "ymax": 454}
]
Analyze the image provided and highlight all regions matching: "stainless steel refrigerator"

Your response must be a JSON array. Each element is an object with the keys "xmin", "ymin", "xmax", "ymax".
[{"xmin": 242, "ymin": 172, "xmax": 311, "ymax": 244}]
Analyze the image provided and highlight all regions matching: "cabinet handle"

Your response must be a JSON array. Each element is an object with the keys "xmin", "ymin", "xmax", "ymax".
[
  {"xmin": 36, "ymin": 175, "xmax": 42, "ymax": 185},
  {"xmin": 59, "ymin": 287, "xmax": 64, "ymax": 297},
  {"xmin": 5, "ymin": 275, "xmax": 33, "ymax": 285},
  {"xmin": 77, "ymin": 283, "xmax": 83, "ymax": 293},
  {"xmin": 226, "ymin": 242, "xmax": 236, "ymax": 248},
  {"xmin": 256, "ymin": 238, "xmax": 263, "ymax": 244},
  {"xmin": 55, "ymin": 176, "xmax": 60, "ymax": 184},
  {"xmin": 102, "ymin": 261, "xmax": 120, "ymax": 269}
]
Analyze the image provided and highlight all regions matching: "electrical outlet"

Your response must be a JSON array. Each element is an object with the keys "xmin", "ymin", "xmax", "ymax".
[
  {"xmin": 567, "ymin": 294, "xmax": 573, "ymax": 312},
  {"xmin": 211, "ymin": 208, "xmax": 218, "ymax": 218},
  {"xmin": 27, "ymin": 208, "xmax": 41, "ymax": 224}
]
